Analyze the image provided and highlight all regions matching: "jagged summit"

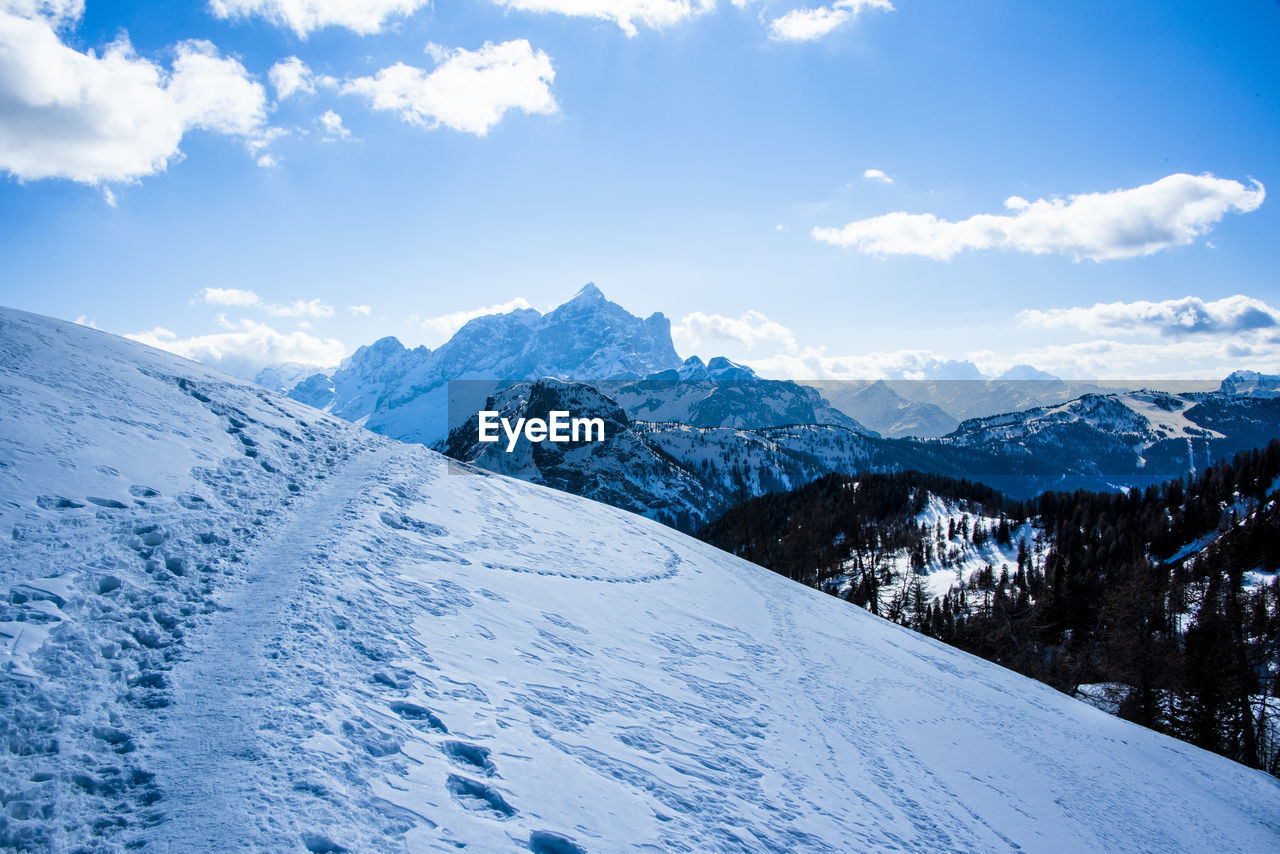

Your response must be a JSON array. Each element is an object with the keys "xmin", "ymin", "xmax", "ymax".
[
  {"xmin": 286, "ymin": 284, "xmax": 682, "ymax": 444},
  {"xmin": 1221, "ymin": 369, "xmax": 1280, "ymax": 397},
  {"xmin": 572, "ymin": 281, "xmax": 605, "ymax": 300}
]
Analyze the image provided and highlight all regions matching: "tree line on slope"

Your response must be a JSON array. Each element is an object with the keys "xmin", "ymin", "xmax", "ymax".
[{"xmin": 698, "ymin": 441, "xmax": 1280, "ymax": 776}]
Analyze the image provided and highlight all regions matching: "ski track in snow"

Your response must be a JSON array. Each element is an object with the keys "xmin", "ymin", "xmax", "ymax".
[
  {"xmin": 4, "ymin": 307, "xmax": 1280, "ymax": 853},
  {"xmin": 146, "ymin": 445, "xmax": 398, "ymax": 852}
]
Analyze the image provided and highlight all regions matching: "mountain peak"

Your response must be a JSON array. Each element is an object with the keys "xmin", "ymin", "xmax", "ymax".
[
  {"xmin": 998, "ymin": 364, "xmax": 1059, "ymax": 382},
  {"xmin": 572, "ymin": 282, "xmax": 605, "ymax": 302}
]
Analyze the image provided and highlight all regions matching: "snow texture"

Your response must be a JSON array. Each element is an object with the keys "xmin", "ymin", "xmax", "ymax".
[{"xmin": 3, "ymin": 307, "xmax": 1280, "ymax": 852}]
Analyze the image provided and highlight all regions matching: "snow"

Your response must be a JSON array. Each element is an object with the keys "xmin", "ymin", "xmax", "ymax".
[
  {"xmin": 1117, "ymin": 392, "xmax": 1225, "ymax": 441},
  {"xmin": 3, "ymin": 306, "xmax": 1280, "ymax": 853}
]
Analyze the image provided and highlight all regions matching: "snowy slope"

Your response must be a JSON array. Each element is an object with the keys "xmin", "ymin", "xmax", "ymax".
[{"xmin": 3, "ymin": 307, "xmax": 1280, "ymax": 853}]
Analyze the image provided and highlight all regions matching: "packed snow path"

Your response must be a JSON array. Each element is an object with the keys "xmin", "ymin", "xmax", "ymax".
[
  {"xmin": 3, "ymin": 307, "xmax": 1280, "ymax": 853},
  {"xmin": 147, "ymin": 445, "xmax": 397, "ymax": 851}
]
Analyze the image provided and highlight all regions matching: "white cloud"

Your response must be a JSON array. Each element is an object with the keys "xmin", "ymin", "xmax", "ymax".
[
  {"xmin": 2, "ymin": 1, "xmax": 83, "ymax": 25},
  {"xmin": 256, "ymin": 153, "xmax": 280, "ymax": 168},
  {"xmin": 1018, "ymin": 295, "xmax": 1280, "ymax": 339},
  {"xmin": 672, "ymin": 310, "xmax": 798, "ymax": 355},
  {"xmin": 73, "ymin": 313, "xmax": 97, "ymax": 328},
  {"xmin": 129, "ymin": 316, "xmax": 345, "ymax": 378},
  {"xmin": 988, "ymin": 338, "xmax": 1280, "ymax": 381},
  {"xmin": 208, "ymin": 0, "xmax": 431, "ymax": 37},
  {"xmin": 813, "ymin": 173, "xmax": 1266, "ymax": 261},
  {"xmin": 318, "ymin": 109, "xmax": 350, "ymax": 139},
  {"xmin": 101, "ymin": 186, "xmax": 117, "ymax": 206},
  {"xmin": 491, "ymin": 0, "xmax": 714, "ymax": 38},
  {"xmin": 0, "ymin": 7, "xmax": 271, "ymax": 185},
  {"xmin": 347, "ymin": 304, "xmax": 371, "ymax": 316},
  {"xmin": 195, "ymin": 288, "xmax": 335, "ymax": 319},
  {"xmin": 264, "ymin": 298, "xmax": 335, "ymax": 318},
  {"xmin": 199, "ymin": 287, "xmax": 261, "ymax": 306},
  {"xmin": 418, "ymin": 297, "xmax": 534, "ymax": 341},
  {"xmin": 863, "ymin": 167, "xmax": 891, "ymax": 183},
  {"xmin": 768, "ymin": 0, "xmax": 892, "ymax": 43},
  {"xmin": 749, "ymin": 346, "xmax": 984, "ymax": 381},
  {"xmin": 343, "ymin": 40, "xmax": 557, "ymax": 136},
  {"xmin": 268, "ymin": 56, "xmax": 314, "ymax": 99}
]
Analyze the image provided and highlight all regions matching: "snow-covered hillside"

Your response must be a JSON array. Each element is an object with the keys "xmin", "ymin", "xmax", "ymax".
[{"xmin": 3, "ymin": 306, "xmax": 1280, "ymax": 853}]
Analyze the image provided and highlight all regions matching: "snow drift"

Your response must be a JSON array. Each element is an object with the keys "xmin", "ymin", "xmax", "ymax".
[{"xmin": 1, "ymin": 306, "xmax": 1278, "ymax": 853}]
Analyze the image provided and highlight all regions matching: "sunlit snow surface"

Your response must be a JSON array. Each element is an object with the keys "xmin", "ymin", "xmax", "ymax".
[{"xmin": 2, "ymin": 308, "xmax": 1280, "ymax": 853}]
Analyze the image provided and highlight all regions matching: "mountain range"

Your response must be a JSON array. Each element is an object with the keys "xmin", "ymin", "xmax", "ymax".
[{"xmin": 254, "ymin": 285, "xmax": 1280, "ymax": 527}]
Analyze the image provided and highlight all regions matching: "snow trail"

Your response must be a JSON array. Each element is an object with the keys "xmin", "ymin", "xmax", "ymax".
[{"xmin": 147, "ymin": 444, "xmax": 397, "ymax": 851}]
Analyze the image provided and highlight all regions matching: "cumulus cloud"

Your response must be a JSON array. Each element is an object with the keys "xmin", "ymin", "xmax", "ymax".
[
  {"xmin": 343, "ymin": 40, "xmax": 557, "ymax": 136},
  {"xmin": 347, "ymin": 304, "xmax": 371, "ymax": 316},
  {"xmin": 1019, "ymin": 295, "xmax": 1280, "ymax": 339},
  {"xmin": 813, "ymin": 173, "xmax": 1266, "ymax": 261},
  {"xmin": 318, "ymin": 109, "xmax": 350, "ymax": 139},
  {"xmin": 268, "ymin": 56, "xmax": 314, "ymax": 99},
  {"xmin": 768, "ymin": 0, "xmax": 893, "ymax": 42},
  {"xmin": 0, "ymin": 6, "xmax": 271, "ymax": 185},
  {"xmin": 128, "ymin": 315, "xmax": 345, "ymax": 378},
  {"xmin": 863, "ymin": 167, "xmax": 891, "ymax": 183},
  {"xmin": 199, "ymin": 287, "xmax": 261, "ymax": 306},
  {"xmin": 672, "ymin": 310, "xmax": 798, "ymax": 355},
  {"xmin": 208, "ymin": 0, "xmax": 431, "ymax": 37},
  {"xmin": 491, "ymin": 0, "xmax": 714, "ymax": 38},
  {"xmin": 417, "ymin": 297, "xmax": 535, "ymax": 341}
]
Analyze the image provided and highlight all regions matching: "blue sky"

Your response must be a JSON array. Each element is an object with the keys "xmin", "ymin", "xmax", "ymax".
[{"xmin": 2, "ymin": 0, "xmax": 1278, "ymax": 380}]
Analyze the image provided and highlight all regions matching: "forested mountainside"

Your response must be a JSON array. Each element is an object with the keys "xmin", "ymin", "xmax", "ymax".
[{"xmin": 700, "ymin": 442, "xmax": 1280, "ymax": 775}]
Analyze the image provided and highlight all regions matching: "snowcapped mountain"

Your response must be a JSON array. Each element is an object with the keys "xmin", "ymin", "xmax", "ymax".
[
  {"xmin": 440, "ymin": 379, "xmax": 721, "ymax": 529},
  {"xmin": 1221, "ymin": 369, "xmax": 1280, "ymax": 398},
  {"xmin": 6, "ymin": 305, "xmax": 1279, "ymax": 852},
  {"xmin": 940, "ymin": 387, "xmax": 1280, "ymax": 490},
  {"xmin": 812, "ymin": 379, "xmax": 959, "ymax": 438},
  {"xmin": 254, "ymin": 361, "xmax": 332, "ymax": 395},
  {"xmin": 288, "ymin": 284, "xmax": 681, "ymax": 444},
  {"xmin": 608, "ymin": 356, "xmax": 873, "ymax": 433}
]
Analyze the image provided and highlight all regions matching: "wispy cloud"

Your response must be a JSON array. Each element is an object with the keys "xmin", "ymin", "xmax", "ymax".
[
  {"xmin": 196, "ymin": 288, "xmax": 334, "ymax": 318},
  {"xmin": 863, "ymin": 167, "xmax": 892, "ymax": 183},
  {"xmin": 768, "ymin": 0, "xmax": 893, "ymax": 43},
  {"xmin": 813, "ymin": 173, "xmax": 1265, "ymax": 261},
  {"xmin": 492, "ymin": 0, "xmax": 713, "ymax": 38},
  {"xmin": 264, "ymin": 298, "xmax": 335, "ymax": 319},
  {"xmin": 347, "ymin": 304, "xmax": 372, "ymax": 316},
  {"xmin": 208, "ymin": 0, "xmax": 431, "ymax": 37},
  {"xmin": 343, "ymin": 40, "xmax": 557, "ymax": 136},
  {"xmin": 199, "ymin": 287, "xmax": 261, "ymax": 307}
]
